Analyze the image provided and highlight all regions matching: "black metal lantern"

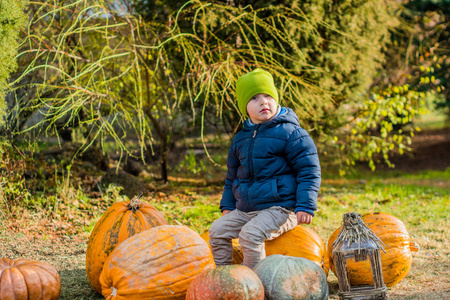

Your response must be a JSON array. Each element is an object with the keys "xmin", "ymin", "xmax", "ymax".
[{"xmin": 332, "ymin": 212, "xmax": 388, "ymax": 300}]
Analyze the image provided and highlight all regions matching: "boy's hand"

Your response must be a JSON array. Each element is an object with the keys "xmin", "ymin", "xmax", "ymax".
[
  {"xmin": 296, "ymin": 211, "xmax": 313, "ymax": 225},
  {"xmin": 222, "ymin": 210, "xmax": 232, "ymax": 216}
]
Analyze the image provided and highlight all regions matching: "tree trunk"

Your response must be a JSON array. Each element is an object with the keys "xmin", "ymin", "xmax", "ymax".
[{"xmin": 160, "ymin": 136, "xmax": 169, "ymax": 183}]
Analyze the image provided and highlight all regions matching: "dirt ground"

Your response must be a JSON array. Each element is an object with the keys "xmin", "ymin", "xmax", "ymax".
[
  {"xmin": 384, "ymin": 127, "xmax": 450, "ymax": 172},
  {"xmin": 1, "ymin": 128, "xmax": 449, "ymax": 299}
]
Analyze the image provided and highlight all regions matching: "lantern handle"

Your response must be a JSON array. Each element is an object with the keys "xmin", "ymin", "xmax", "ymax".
[{"xmin": 332, "ymin": 212, "xmax": 386, "ymax": 253}]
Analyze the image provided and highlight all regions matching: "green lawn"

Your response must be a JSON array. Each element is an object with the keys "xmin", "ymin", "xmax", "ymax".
[{"xmin": 1, "ymin": 167, "xmax": 449, "ymax": 299}]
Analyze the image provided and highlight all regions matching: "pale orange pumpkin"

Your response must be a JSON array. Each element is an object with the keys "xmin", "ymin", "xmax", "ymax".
[
  {"xmin": 327, "ymin": 212, "xmax": 419, "ymax": 287},
  {"xmin": 0, "ymin": 258, "xmax": 61, "ymax": 300},
  {"xmin": 86, "ymin": 196, "xmax": 168, "ymax": 293},
  {"xmin": 100, "ymin": 225, "xmax": 216, "ymax": 300},
  {"xmin": 201, "ymin": 225, "xmax": 329, "ymax": 275}
]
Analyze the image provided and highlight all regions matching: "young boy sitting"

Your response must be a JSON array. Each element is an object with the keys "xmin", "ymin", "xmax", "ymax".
[{"xmin": 209, "ymin": 68, "xmax": 321, "ymax": 269}]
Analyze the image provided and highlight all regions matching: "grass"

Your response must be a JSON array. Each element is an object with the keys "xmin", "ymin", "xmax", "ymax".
[
  {"xmin": 411, "ymin": 92, "xmax": 449, "ymax": 131},
  {"xmin": 1, "ymin": 156, "xmax": 449, "ymax": 299},
  {"xmin": 150, "ymin": 186, "xmax": 223, "ymax": 235},
  {"xmin": 414, "ymin": 109, "xmax": 449, "ymax": 131}
]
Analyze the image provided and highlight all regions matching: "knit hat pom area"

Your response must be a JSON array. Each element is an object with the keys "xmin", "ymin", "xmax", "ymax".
[{"xmin": 236, "ymin": 69, "xmax": 279, "ymax": 117}]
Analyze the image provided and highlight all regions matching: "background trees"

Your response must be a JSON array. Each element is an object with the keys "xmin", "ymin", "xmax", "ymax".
[
  {"xmin": 404, "ymin": 0, "xmax": 449, "ymax": 120},
  {"xmin": 4, "ymin": 0, "xmax": 444, "ymax": 180},
  {"xmin": 0, "ymin": 0, "xmax": 26, "ymax": 128}
]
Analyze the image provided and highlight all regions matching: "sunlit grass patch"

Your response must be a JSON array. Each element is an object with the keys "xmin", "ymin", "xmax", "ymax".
[
  {"xmin": 317, "ymin": 178, "xmax": 449, "ymax": 234},
  {"xmin": 413, "ymin": 106, "xmax": 448, "ymax": 131},
  {"xmin": 152, "ymin": 191, "xmax": 221, "ymax": 235}
]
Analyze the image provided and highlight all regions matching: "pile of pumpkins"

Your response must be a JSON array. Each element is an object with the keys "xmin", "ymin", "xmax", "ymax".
[{"xmin": 0, "ymin": 196, "xmax": 419, "ymax": 300}]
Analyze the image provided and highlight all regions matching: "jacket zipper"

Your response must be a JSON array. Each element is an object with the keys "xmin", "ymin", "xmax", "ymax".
[
  {"xmin": 247, "ymin": 124, "xmax": 261, "ymax": 210},
  {"xmin": 246, "ymin": 124, "xmax": 261, "ymax": 210},
  {"xmin": 248, "ymin": 124, "xmax": 260, "ymax": 177}
]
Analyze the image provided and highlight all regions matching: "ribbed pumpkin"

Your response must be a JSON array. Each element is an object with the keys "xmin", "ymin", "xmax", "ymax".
[
  {"xmin": 0, "ymin": 258, "xmax": 61, "ymax": 300},
  {"xmin": 201, "ymin": 226, "xmax": 329, "ymax": 275},
  {"xmin": 86, "ymin": 196, "xmax": 168, "ymax": 293},
  {"xmin": 265, "ymin": 225, "xmax": 329, "ymax": 276},
  {"xmin": 254, "ymin": 255, "xmax": 328, "ymax": 300},
  {"xmin": 186, "ymin": 265, "xmax": 264, "ymax": 300},
  {"xmin": 100, "ymin": 225, "xmax": 216, "ymax": 300},
  {"xmin": 200, "ymin": 232, "xmax": 244, "ymax": 265},
  {"xmin": 327, "ymin": 212, "xmax": 419, "ymax": 287}
]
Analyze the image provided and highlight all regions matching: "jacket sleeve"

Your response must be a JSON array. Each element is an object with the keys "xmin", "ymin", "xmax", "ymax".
[
  {"xmin": 285, "ymin": 127, "xmax": 321, "ymax": 216},
  {"xmin": 219, "ymin": 143, "xmax": 240, "ymax": 212}
]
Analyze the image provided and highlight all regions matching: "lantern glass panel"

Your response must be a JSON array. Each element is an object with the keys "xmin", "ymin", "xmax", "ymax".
[{"xmin": 346, "ymin": 257, "xmax": 375, "ymax": 288}]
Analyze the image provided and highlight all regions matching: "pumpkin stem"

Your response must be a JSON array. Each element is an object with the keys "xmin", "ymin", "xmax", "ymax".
[
  {"xmin": 409, "ymin": 241, "xmax": 420, "ymax": 252},
  {"xmin": 127, "ymin": 192, "xmax": 143, "ymax": 212}
]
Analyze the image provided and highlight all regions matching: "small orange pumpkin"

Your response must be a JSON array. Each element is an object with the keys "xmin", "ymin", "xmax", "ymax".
[
  {"xmin": 186, "ymin": 265, "xmax": 264, "ymax": 300},
  {"xmin": 86, "ymin": 196, "xmax": 168, "ymax": 293},
  {"xmin": 100, "ymin": 225, "xmax": 215, "ymax": 300},
  {"xmin": 0, "ymin": 258, "xmax": 61, "ymax": 300},
  {"xmin": 327, "ymin": 212, "xmax": 419, "ymax": 287}
]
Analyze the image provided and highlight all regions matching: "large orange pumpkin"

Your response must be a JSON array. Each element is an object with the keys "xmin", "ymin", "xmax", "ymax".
[
  {"xmin": 201, "ymin": 226, "xmax": 329, "ymax": 275},
  {"xmin": 0, "ymin": 258, "xmax": 61, "ymax": 300},
  {"xmin": 186, "ymin": 265, "xmax": 264, "ymax": 300},
  {"xmin": 100, "ymin": 225, "xmax": 216, "ymax": 300},
  {"xmin": 86, "ymin": 196, "xmax": 168, "ymax": 293},
  {"xmin": 327, "ymin": 212, "xmax": 419, "ymax": 287}
]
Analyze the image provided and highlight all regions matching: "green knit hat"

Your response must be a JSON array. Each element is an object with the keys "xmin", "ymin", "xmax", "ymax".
[{"xmin": 236, "ymin": 69, "xmax": 279, "ymax": 117}]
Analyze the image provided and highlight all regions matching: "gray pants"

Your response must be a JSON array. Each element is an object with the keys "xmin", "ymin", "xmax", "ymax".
[{"xmin": 208, "ymin": 206, "xmax": 297, "ymax": 269}]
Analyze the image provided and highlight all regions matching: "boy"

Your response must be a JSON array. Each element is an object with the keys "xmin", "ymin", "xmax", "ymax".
[{"xmin": 209, "ymin": 68, "xmax": 321, "ymax": 269}]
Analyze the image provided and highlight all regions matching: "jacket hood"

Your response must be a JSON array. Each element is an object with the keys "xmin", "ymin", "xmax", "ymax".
[{"xmin": 243, "ymin": 107, "xmax": 299, "ymax": 130}]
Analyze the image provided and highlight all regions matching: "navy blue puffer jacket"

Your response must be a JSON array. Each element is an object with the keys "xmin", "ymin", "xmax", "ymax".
[{"xmin": 220, "ymin": 107, "xmax": 321, "ymax": 215}]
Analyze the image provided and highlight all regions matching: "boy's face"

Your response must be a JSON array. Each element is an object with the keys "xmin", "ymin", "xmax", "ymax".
[{"xmin": 246, "ymin": 93, "xmax": 277, "ymax": 124}]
